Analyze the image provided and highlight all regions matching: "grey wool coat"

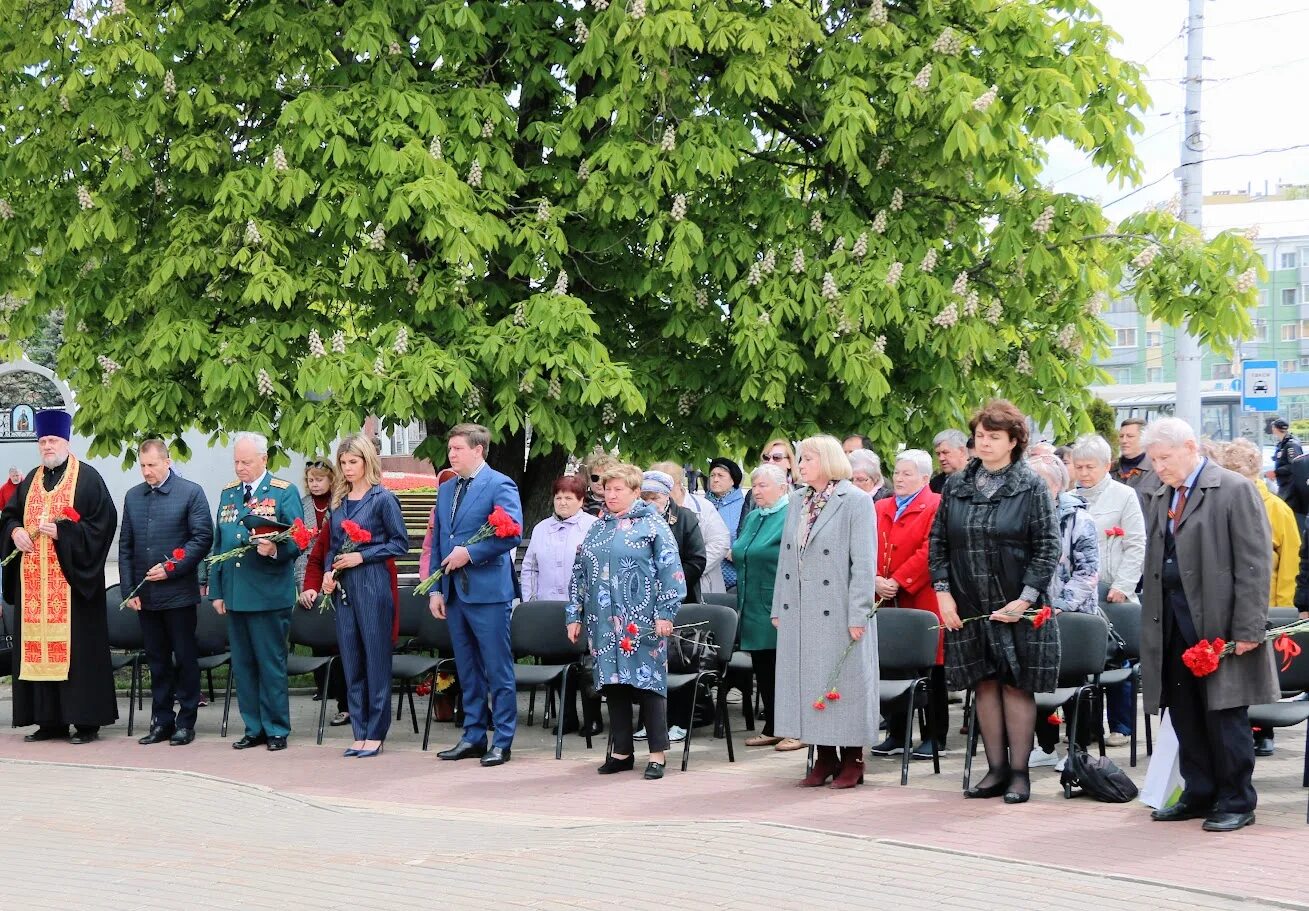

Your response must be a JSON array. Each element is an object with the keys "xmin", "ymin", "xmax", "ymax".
[
  {"xmin": 770, "ymin": 480, "xmax": 880, "ymax": 747},
  {"xmin": 1141, "ymin": 459, "xmax": 1280, "ymax": 714}
]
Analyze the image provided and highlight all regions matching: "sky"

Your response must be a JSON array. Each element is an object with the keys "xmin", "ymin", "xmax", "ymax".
[{"xmin": 1041, "ymin": 0, "xmax": 1309, "ymax": 220}]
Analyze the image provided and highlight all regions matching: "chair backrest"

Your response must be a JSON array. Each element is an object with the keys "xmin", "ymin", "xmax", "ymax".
[
  {"xmin": 1267, "ymin": 606, "xmax": 1300, "ymax": 627},
  {"xmin": 511, "ymin": 600, "xmax": 586, "ymax": 662},
  {"xmin": 396, "ymin": 584, "xmax": 425, "ymax": 638},
  {"xmin": 289, "ymin": 605, "xmax": 339, "ymax": 651},
  {"xmin": 672, "ymin": 602, "xmax": 738, "ymax": 669},
  {"xmin": 1099, "ymin": 601, "xmax": 1142, "ymax": 662},
  {"xmin": 413, "ymin": 605, "xmax": 454, "ymax": 655},
  {"xmin": 1054, "ymin": 612, "xmax": 1109, "ymax": 684},
  {"xmin": 104, "ymin": 584, "xmax": 145, "ymax": 650},
  {"xmin": 194, "ymin": 600, "xmax": 230, "ymax": 656},
  {"xmin": 1273, "ymin": 629, "xmax": 1309, "ymax": 694},
  {"xmin": 875, "ymin": 609, "xmax": 938, "ymax": 673},
  {"xmin": 701, "ymin": 592, "xmax": 738, "ymax": 613}
]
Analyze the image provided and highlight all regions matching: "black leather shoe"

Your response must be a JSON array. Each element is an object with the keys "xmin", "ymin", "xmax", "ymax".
[
  {"xmin": 578, "ymin": 720, "xmax": 604, "ymax": 738},
  {"xmin": 438, "ymin": 739, "xmax": 487, "ymax": 761},
  {"xmin": 479, "ymin": 746, "xmax": 511, "ymax": 767},
  {"xmin": 597, "ymin": 755, "xmax": 635, "ymax": 775},
  {"xmin": 644, "ymin": 761, "xmax": 665, "ymax": 780},
  {"xmin": 138, "ymin": 724, "xmax": 176, "ymax": 745},
  {"xmin": 23, "ymin": 727, "xmax": 68, "ymax": 742},
  {"xmin": 1254, "ymin": 736, "xmax": 1275, "ymax": 757},
  {"xmin": 69, "ymin": 729, "xmax": 99, "ymax": 745},
  {"xmin": 233, "ymin": 733, "xmax": 268, "ymax": 750},
  {"xmin": 1202, "ymin": 811, "xmax": 1255, "ymax": 832},
  {"xmin": 169, "ymin": 729, "xmax": 195, "ymax": 746},
  {"xmin": 266, "ymin": 736, "xmax": 288, "ymax": 751},
  {"xmin": 965, "ymin": 767, "xmax": 1010, "ymax": 799},
  {"xmin": 1151, "ymin": 801, "xmax": 1210, "ymax": 822}
]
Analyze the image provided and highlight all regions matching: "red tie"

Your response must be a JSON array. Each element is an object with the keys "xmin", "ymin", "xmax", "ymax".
[{"xmin": 1169, "ymin": 485, "xmax": 1189, "ymax": 530}]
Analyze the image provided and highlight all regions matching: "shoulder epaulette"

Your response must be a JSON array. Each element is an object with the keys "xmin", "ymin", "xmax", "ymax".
[
  {"xmin": 270, "ymin": 478, "xmax": 290, "ymax": 489},
  {"xmin": 223, "ymin": 480, "xmax": 240, "ymax": 490}
]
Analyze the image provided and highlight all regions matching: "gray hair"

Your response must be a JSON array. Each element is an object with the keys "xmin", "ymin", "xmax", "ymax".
[
  {"xmin": 1069, "ymin": 433, "xmax": 1112, "ymax": 466},
  {"xmin": 847, "ymin": 448, "xmax": 882, "ymax": 482},
  {"xmin": 234, "ymin": 431, "xmax": 269, "ymax": 455},
  {"xmin": 895, "ymin": 449, "xmax": 934, "ymax": 476},
  {"xmin": 1141, "ymin": 417, "xmax": 1196, "ymax": 450},
  {"xmin": 1027, "ymin": 452, "xmax": 1069, "ymax": 493},
  {"xmin": 750, "ymin": 463, "xmax": 788, "ymax": 487},
  {"xmin": 139, "ymin": 438, "xmax": 170, "ymax": 459},
  {"xmin": 933, "ymin": 429, "xmax": 968, "ymax": 450}
]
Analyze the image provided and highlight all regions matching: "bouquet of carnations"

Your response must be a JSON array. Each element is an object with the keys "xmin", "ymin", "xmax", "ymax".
[
  {"xmin": 414, "ymin": 505, "xmax": 522, "ymax": 596},
  {"xmin": 206, "ymin": 516, "xmax": 315, "ymax": 565},
  {"xmin": 0, "ymin": 506, "xmax": 80, "ymax": 567},
  {"xmin": 316, "ymin": 519, "xmax": 372, "ymax": 613},
  {"xmin": 1182, "ymin": 619, "xmax": 1309, "ymax": 677}
]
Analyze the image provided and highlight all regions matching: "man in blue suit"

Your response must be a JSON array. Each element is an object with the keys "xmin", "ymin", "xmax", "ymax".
[{"xmin": 428, "ymin": 423, "xmax": 523, "ymax": 766}]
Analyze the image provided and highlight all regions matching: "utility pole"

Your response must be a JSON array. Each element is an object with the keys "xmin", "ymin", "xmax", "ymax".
[{"xmin": 1174, "ymin": 0, "xmax": 1205, "ymax": 431}]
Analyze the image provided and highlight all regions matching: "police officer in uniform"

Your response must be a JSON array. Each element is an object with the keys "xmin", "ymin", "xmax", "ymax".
[{"xmin": 208, "ymin": 432, "xmax": 305, "ymax": 751}]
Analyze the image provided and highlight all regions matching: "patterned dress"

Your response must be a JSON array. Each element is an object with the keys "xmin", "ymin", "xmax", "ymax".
[{"xmin": 568, "ymin": 500, "xmax": 687, "ymax": 696}]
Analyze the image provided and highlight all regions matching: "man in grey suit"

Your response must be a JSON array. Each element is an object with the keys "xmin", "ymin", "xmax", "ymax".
[{"xmin": 119, "ymin": 439, "xmax": 214, "ymax": 746}]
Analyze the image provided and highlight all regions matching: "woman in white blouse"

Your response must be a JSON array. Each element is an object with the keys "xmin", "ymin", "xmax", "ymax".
[{"xmin": 519, "ymin": 474, "xmax": 600, "ymax": 736}]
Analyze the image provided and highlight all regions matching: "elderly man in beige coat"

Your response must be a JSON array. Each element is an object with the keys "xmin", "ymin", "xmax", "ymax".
[{"xmin": 1140, "ymin": 418, "xmax": 1278, "ymax": 833}]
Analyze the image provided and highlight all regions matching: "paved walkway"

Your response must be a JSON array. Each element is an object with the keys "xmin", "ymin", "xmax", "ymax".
[{"xmin": 2, "ymin": 690, "xmax": 1306, "ymax": 909}]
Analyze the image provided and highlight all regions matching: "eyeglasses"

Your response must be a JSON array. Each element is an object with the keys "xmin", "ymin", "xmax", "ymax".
[
  {"xmin": 590, "ymin": 474, "xmax": 601, "ymax": 483},
  {"xmin": 763, "ymin": 453, "xmax": 789, "ymax": 463},
  {"xmin": 306, "ymin": 460, "xmax": 329, "ymax": 469}
]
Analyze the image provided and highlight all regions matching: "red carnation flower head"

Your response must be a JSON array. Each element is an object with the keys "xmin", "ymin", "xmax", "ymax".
[
  {"xmin": 1031, "ymin": 606, "xmax": 1053, "ymax": 630},
  {"xmin": 626, "ymin": 622, "xmax": 639, "ymax": 635},
  {"xmin": 488, "ymin": 505, "xmax": 522, "ymax": 538},
  {"xmin": 1182, "ymin": 638, "xmax": 1223, "ymax": 677},
  {"xmin": 172, "ymin": 547, "xmax": 186, "ymax": 560},
  {"xmin": 1047, "ymin": 713, "xmax": 1061, "ymax": 726},
  {"xmin": 342, "ymin": 518, "xmax": 372, "ymax": 543},
  {"xmin": 619, "ymin": 636, "xmax": 636, "ymax": 655},
  {"xmin": 290, "ymin": 518, "xmax": 314, "ymax": 549},
  {"xmin": 164, "ymin": 560, "xmax": 176, "ymax": 573},
  {"xmin": 826, "ymin": 690, "xmax": 841, "ymax": 701},
  {"xmin": 812, "ymin": 700, "xmax": 827, "ymax": 711},
  {"xmin": 61, "ymin": 506, "xmax": 81, "ymax": 522}
]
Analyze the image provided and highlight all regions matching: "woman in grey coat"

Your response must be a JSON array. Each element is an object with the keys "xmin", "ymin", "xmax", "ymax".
[{"xmin": 771, "ymin": 435, "xmax": 879, "ymax": 789}]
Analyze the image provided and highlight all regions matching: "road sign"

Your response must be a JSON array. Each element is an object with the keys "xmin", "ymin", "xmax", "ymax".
[{"xmin": 1241, "ymin": 360, "xmax": 1279, "ymax": 412}]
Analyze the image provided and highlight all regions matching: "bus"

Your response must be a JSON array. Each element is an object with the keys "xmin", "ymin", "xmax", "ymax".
[{"xmin": 1091, "ymin": 381, "xmax": 1249, "ymax": 441}]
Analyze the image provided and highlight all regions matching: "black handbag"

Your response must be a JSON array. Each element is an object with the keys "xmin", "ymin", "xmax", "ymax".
[
  {"xmin": 667, "ymin": 625, "xmax": 718, "ymax": 675},
  {"xmin": 0, "ymin": 599, "xmax": 13, "ymax": 679},
  {"xmin": 1060, "ymin": 745, "xmax": 1139, "ymax": 802}
]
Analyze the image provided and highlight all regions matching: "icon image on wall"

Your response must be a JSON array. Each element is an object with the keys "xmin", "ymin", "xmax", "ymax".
[
  {"xmin": 0, "ymin": 370, "xmax": 66, "ymax": 440},
  {"xmin": 11, "ymin": 405, "xmax": 33, "ymax": 435}
]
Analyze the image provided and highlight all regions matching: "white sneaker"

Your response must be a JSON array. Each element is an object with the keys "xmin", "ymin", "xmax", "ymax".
[
  {"xmin": 1029, "ymin": 747, "xmax": 1059, "ymax": 768},
  {"xmin": 633, "ymin": 727, "xmax": 647, "ymax": 740},
  {"xmin": 667, "ymin": 726, "xmax": 687, "ymax": 743},
  {"xmin": 1055, "ymin": 755, "xmax": 1067, "ymax": 773}
]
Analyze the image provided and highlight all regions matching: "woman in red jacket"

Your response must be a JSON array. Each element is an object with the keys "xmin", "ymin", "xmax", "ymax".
[{"xmin": 870, "ymin": 449, "xmax": 948, "ymax": 760}]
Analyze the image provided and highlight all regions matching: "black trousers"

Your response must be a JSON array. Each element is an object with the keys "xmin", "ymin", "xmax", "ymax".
[
  {"xmin": 1163, "ymin": 613, "xmax": 1257, "ymax": 814},
  {"xmin": 606, "ymin": 684, "xmax": 669, "ymax": 754},
  {"xmin": 885, "ymin": 665, "xmax": 949, "ymax": 746},
  {"xmin": 1036, "ymin": 694, "xmax": 1095, "ymax": 753},
  {"xmin": 750, "ymin": 649, "xmax": 777, "ymax": 737},
  {"xmin": 139, "ymin": 604, "xmax": 200, "ymax": 730}
]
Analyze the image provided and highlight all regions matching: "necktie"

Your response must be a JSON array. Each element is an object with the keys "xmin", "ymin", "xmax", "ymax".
[
  {"xmin": 243, "ymin": 484, "xmax": 253, "ymax": 505},
  {"xmin": 451, "ymin": 477, "xmax": 470, "ymax": 520},
  {"xmin": 1169, "ymin": 484, "xmax": 1188, "ymax": 531}
]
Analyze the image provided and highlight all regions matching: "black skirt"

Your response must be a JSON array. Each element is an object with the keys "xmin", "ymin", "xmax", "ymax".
[{"xmin": 943, "ymin": 614, "xmax": 1060, "ymax": 693}]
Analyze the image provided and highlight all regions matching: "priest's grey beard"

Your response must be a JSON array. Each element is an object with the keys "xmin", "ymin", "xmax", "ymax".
[{"xmin": 41, "ymin": 453, "xmax": 69, "ymax": 470}]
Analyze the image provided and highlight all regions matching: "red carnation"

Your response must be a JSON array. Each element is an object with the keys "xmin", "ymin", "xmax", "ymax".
[
  {"xmin": 625, "ymin": 622, "xmax": 639, "ymax": 635},
  {"xmin": 488, "ymin": 505, "xmax": 522, "ymax": 539},
  {"xmin": 619, "ymin": 636, "xmax": 636, "ymax": 655},
  {"xmin": 812, "ymin": 700, "xmax": 827, "ymax": 711},
  {"xmin": 1030, "ymin": 606, "xmax": 1053, "ymax": 630},
  {"xmin": 826, "ymin": 690, "xmax": 841, "ymax": 701},
  {"xmin": 172, "ymin": 548, "xmax": 186, "ymax": 560},
  {"xmin": 164, "ymin": 560, "xmax": 176, "ymax": 573},
  {"xmin": 342, "ymin": 519, "xmax": 372, "ymax": 544},
  {"xmin": 1182, "ymin": 638, "xmax": 1225, "ymax": 677},
  {"xmin": 1105, "ymin": 526, "xmax": 1125, "ymax": 538},
  {"xmin": 290, "ymin": 517, "xmax": 313, "ymax": 549},
  {"xmin": 61, "ymin": 506, "xmax": 81, "ymax": 522},
  {"xmin": 1047, "ymin": 712, "xmax": 1061, "ymax": 726}
]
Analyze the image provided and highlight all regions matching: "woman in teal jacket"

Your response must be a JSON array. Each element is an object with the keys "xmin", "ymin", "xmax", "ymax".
[{"xmin": 736, "ymin": 463, "xmax": 793, "ymax": 749}]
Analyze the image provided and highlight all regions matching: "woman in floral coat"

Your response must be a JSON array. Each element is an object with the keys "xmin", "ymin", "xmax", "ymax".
[{"xmin": 567, "ymin": 463, "xmax": 687, "ymax": 780}]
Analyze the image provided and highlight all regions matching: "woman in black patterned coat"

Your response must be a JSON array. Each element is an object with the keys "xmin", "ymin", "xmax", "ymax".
[{"xmin": 928, "ymin": 400, "xmax": 1060, "ymax": 804}]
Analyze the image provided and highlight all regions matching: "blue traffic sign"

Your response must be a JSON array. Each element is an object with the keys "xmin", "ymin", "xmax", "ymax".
[{"xmin": 1241, "ymin": 360, "xmax": 1279, "ymax": 412}]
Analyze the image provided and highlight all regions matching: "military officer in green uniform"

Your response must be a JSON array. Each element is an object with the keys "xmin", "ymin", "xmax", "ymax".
[{"xmin": 208, "ymin": 432, "xmax": 305, "ymax": 751}]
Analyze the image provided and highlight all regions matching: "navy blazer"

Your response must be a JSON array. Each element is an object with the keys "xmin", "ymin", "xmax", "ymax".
[
  {"xmin": 430, "ymin": 465, "xmax": 523, "ymax": 604},
  {"xmin": 324, "ymin": 484, "xmax": 409, "ymax": 609},
  {"xmin": 118, "ymin": 471, "xmax": 214, "ymax": 610}
]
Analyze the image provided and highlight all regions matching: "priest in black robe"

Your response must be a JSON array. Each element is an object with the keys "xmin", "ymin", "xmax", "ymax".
[{"xmin": 1, "ymin": 410, "xmax": 119, "ymax": 742}]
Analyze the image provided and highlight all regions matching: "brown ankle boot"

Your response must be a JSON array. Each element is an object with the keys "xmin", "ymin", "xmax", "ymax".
[
  {"xmin": 801, "ymin": 746, "xmax": 840, "ymax": 787},
  {"xmin": 830, "ymin": 747, "xmax": 865, "ymax": 789}
]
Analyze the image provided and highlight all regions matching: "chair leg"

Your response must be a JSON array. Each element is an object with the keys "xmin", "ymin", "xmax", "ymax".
[
  {"xmin": 316, "ymin": 658, "xmax": 332, "ymax": 745},
  {"xmin": 555, "ymin": 669, "xmax": 569, "ymax": 760},
  {"xmin": 396, "ymin": 682, "xmax": 405, "ymax": 721},
  {"xmin": 221, "ymin": 668, "xmax": 233, "ymax": 738},
  {"xmin": 1129, "ymin": 680, "xmax": 1139, "ymax": 768},
  {"xmin": 925, "ymin": 678, "xmax": 941, "ymax": 775},
  {"xmin": 720, "ymin": 680, "xmax": 734, "ymax": 763},
  {"xmin": 422, "ymin": 684, "xmax": 436, "ymax": 751},
  {"xmin": 714, "ymin": 679, "xmax": 727, "ymax": 740},
  {"xmin": 901, "ymin": 685, "xmax": 918, "ymax": 787},
  {"xmin": 742, "ymin": 675, "xmax": 756, "ymax": 732},
  {"xmin": 407, "ymin": 686, "xmax": 419, "ymax": 734},
  {"xmin": 527, "ymin": 687, "xmax": 536, "ymax": 726},
  {"xmin": 206, "ymin": 668, "xmax": 216, "ymax": 702},
  {"xmin": 126, "ymin": 659, "xmax": 138, "ymax": 737},
  {"xmin": 681, "ymin": 674, "xmax": 703, "ymax": 772},
  {"xmin": 961, "ymin": 690, "xmax": 978, "ymax": 792},
  {"xmin": 137, "ymin": 655, "xmax": 145, "ymax": 710}
]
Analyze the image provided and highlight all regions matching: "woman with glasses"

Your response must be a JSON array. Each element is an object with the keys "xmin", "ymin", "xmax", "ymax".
[
  {"xmin": 581, "ymin": 453, "xmax": 618, "ymax": 517},
  {"xmin": 849, "ymin": 449, "xmax": 893, "ymax": 502},
  {"xmin": 761, "ymin": 438, "xmax": 797, "ymax": 485}
]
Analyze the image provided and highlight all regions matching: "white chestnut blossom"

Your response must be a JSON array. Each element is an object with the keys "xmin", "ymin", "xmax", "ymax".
[
  {"xmin": 602, "ymin": 403, "xmax": 616, "ymax": 424},
  {"xmin": 97, "ymin": 354, "xmax": 121, "ymax": 384},
  {"xmin": 59, "ymin": 94, "xmax": 70, "ymax": 112},
  {"xmin": 1244, "ymin": 225, "xmax": 1260, "ymax": 241},
  {"xmin": 1057, "ymin": 324, "xmax": 1081, "ymax": 351},
  {"xmin": 810, "ymin": 210, "xmax": 823, "ymax": 233},
  {"xmin": 308, "ymin": 329, "xmax": 326, "ymax": 358},
  {"xmin": 513, "ymin": 303, "xmax": 527, "ymax": 326},
  {"xmin": 1132, "ymin": 243, "xmax": 1160, "ymax": 269},
  {"xmin": 660, "ymin": 124, "xmax": 676, "ymax": 152},
  {"xmin": 548, "ymin": 376, "xmax": 562, "ymax": 399},
  {"xmin": 912, "ymin": 64, "xmax": 932, "ymax": 90},
  {"xmin": 1032, "ymin": 205, "xmax": 1055, "ymax": 235},
  {"xmin": 758, "ymin": 310, "xmax": 772, "ymax": 327},
  {"xmin": 670, "ymin": 193, "xmax": 687, "ymax": 221},
  {"xmin": 575, "ymin": 19, "xmax": 589, "ymax": 42},
  {"xmin": 0, "ymin": 199, "xmax": 12, "ymax": 220},
  {"xmin": 871, "ymin": 335, "xmax": 887, "ymax": 355},
  {"xmin": 519, "ymin": 375, "xmax": 533, "ymax": 394},
  {"xmin": 407, "ymin": 271, "xmax": 420, "ymax": 295},
  {"xmin": 1016, "ymin": 350, "xmax": 1032, "ymax": 376},
  {"xmin": 481, "ymin": 118, "xmax": 494, "ymax": 139},
  {"xmin": 677, "ymin": 392, "xmax": 695, "ymax": 416},
  {"xmin": 951, "ymin": 271, "xmax": 968, "ymax": 296},
  {"xmin": 163, "ymin": 70, "xmax": 176, "ymax": 98},
  {"xmin": 111, "ymin": 0, "xmax": 126, "ymax": 14},
  {"xmin": 890, "ymin": 187, "xmax": 904, "ymax": 211},
  {"xmin": 791, "ymin": 248, "xmax": 806, "ymax": 274},
  {"xmin": 761, "ymin": 248, "xmax": 776, "ymax": 273},
  {"xmin": 154, "ymin": 177, "xmax": 166, "ymax": 197},
  {"xmin": 872, "ymin": 209, "xmax": 888, "ymax": 234},
  {"xmin": 373, "ymin": 355, "xmax": 386, "ymax": 376},
  {"xmin": 468, "ymin": 158, "xmax": 483, "ymax": 187},
  {"xmin": 877, "ymin": 148, "xmax": 891, "ymax": 169},
  {"xmin": 821, "ymin": 272, "xmax": 839, "ymax": 301},
  {"xmin": 919, "ymin": 248, "xmax": 937, "ymax": 272},
  {"xmin": 629, "ymin": 0, "xmax": 645, "ymax": 20},
  {"xmin": 931, "ymin": 28, "xmax": 962, "ymax": 56},
  {"xmin": 853, "ymin": 232, "xmax": 868, "ymax": 259},
  {"xmin": 866, "ymin": 0, "xmax": 887, "ymax": 26},
  {"xmin": 368, "ymin": 224, "xmax": 386, "ymax": 251},
  {"xmin": 272, "ymin": 145, "xmax": 288, "ymax": 171},
  {"xmin": 429, "ymin": 136, "xmax": 443, "ymax": 160},
  {"xmin": 695, "ymin": 288, "xmax": 708, "ymax": 309},
  {"xmin": 77, "ymin": 185, "xmax": 94, "ymax": 210},
  {"xmin": 963, "ymin": 289, "xmax": 980, "ymax": 316},
  {"xmin": 552, "ymin": 270, "xmax": 569, "ymax": 296},
  {"xmin": 577, "ymin": 160, "xmax": 590, "ymax": 181},
  {"xmin": 885, "ymin": 261, "xmax": 903, "ymax": 286},
  {"xmin": 747, "ymin": 262, "xmax": 762, "ymax": 286},
  {"xmin": 331, "ymin": 330, "xmax": 347, "ymax": 354},
  {"xmin": 257, "ymin": 369, "xmax": 275, "ymax": 397},
  {"xmin": 984, "ymin": 298, "xmax": 1003, "ymax": 324},
  {"xmin": 537, "ymin": 200, "xmax": 551, "ymax": 222},
  {"xmin": 393, "ymin": 326, "xmax": 409, "ymax": 355},
  {"xmin": 592, "ymin": 0, "xmax": 609, "ymax": 9},
  {"xmin": 832, "ymin": 236, "xmax": 845, "ymax": 254},
  {"xmin": 1234, "ymin": 268, "xmax": 1257, "ymax": 293},
  {"xmin": 973, "ymin": 85, "xmax": 998, "ymax": 112},
  {"xmin": 932, "ymin": 303, "xmax": 959, "ymax": 328},
  {"xmin": 244, "ymin": 219, "xmax": 262, "ymax": 246},
  {"xmin": 1087, "ymin": 291, "xmax": 1108, "ymax": 315},
  {"xmin": 389, "ymin": 41, "xmax": 403, "ymax": 56}
]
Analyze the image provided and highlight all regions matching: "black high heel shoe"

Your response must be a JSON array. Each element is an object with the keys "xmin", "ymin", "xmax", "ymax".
[
  {"xmin": 1003, "ymin": 770, "xmax": 1031, "ymax": 804},
  {"xmin": 965, "ymin": 767, "xmax": 1010, "ymax": 799}
]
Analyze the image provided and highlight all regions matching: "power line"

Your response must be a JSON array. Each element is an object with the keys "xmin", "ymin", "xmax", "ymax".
[
  {"xmin": 1201, "ymin": 9, "xmax": 1309, "ymax": 30},
  {"xmin": 1105, "ymin": 143, "xmax": 1309, "ymax": 209}
]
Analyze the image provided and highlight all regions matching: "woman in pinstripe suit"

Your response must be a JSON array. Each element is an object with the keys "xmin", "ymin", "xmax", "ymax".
[{"xmin": 320, "ymin": 435, "xmax": 410, "ymax": 757}]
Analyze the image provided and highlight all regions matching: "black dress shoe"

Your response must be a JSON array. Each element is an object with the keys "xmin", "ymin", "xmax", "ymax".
[
  {"xmin": 1003, "ymin": 771, "xmax": 1031, "ymax": 804},
  {"xmin": 1254, "ymin": 736, "xmax": 1275, "ymax": 757},
  {"xmin": 169, "ymin": 729, "xmax": 195, "ymax": 746},
  {"xmin": 1151, "ymin": 801, "xmax": 1210, "ymax": 822},
  {"xmin": 138, "ymin": 725, "xmax": 176, "ymax": 745},
  {"xmin": 644, "ymin": 761, "xmax": 665, "ymax": 780},
  {"xmin": 1202, "ymin": 811, "xmax": 1255, "ymax": 832},
  {"xmin": 578, "ymin": 720, "xmax": 604, "ymax": 738},
  {"xmin": 965, "ymin": 767, "xmax": 1010, "ymax": 799},
  {"xmin": 597, "ymin": 755, "xmax": 635, "ymax": 775},
  {"xmin": 438, "ymin": 740, "xmax": 487, "ymax": 761},
  {"xmin": 266, "ymin": 736, "xmax": 288, "ymax": 751},
  {"xmin": 69, "ymin": 730, "xmax": 99, "ymax": 745},
  {"xmin": 480, "ymin": 747, "xmax": 511, "ymax": 767},
  {"xmin": 23, "ymin": 727, "xmax": 68, "ymax": 742},
  {"xmin": 233, "ymin": 733, "xmax": 268, "ymax": 750}
]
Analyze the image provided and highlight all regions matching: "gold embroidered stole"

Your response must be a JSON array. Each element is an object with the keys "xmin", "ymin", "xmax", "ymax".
[{"xmin": 20, "ymin": 455, "xmax": 80, "ymax": 681}]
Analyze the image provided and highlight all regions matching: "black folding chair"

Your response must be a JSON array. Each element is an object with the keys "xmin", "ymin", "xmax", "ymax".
[
  {"xmin": 876, "ymin": 609, "xmax": 942, "ymax": 785},
  {"xmin": 702, "ymin": 591, "xmax": 755, "ymax": 732},
  {"xmin": 511, "ymin": 600, "xmax": 591, "ymax": 759},
  {"xmin": 393, "ymin": 584, "xmax": 429, "ymax": 722},
  {"xmin": 1100, "ymin": 600, "xmax": 1146, "ymax": 766},
  {"xmin": 1248, "ymin": 627, "xmax": 1309, "ymax": 824},
  {"xmin": 390, "ymin": 607, "xmax": 460, "ymax": 750},
  {"xmin": 962, "ymin": 612, "xmax": 1108, "ymax": 798},
  {"xmin": 105, "ymin": 584, "xmax": 145, "ymax": 736},
  {"xmin": 665, "ymin": 603, "xmax": 738, "ymax": 771},
  {"xmin": 193, "ymin": 600, "xmax": 234, "ymax": 737},
  {"xmin": 286, "ymin": 607, "xmax": 338, "ymax": 744}
]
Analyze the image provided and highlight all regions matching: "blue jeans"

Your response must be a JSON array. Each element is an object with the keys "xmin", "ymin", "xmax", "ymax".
[{"xmin": 1105, "ymin": 659, "xmax": 1134, "ymax": 736}]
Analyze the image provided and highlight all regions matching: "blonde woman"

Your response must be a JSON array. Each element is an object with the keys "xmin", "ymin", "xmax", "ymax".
[
  {"xmin": 771, "ymin": 435, "xmax": 879, "ymax": 789},
  {"xmin": 319, "ymin": 435, "xmax": 410, "ymax": 757}
]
